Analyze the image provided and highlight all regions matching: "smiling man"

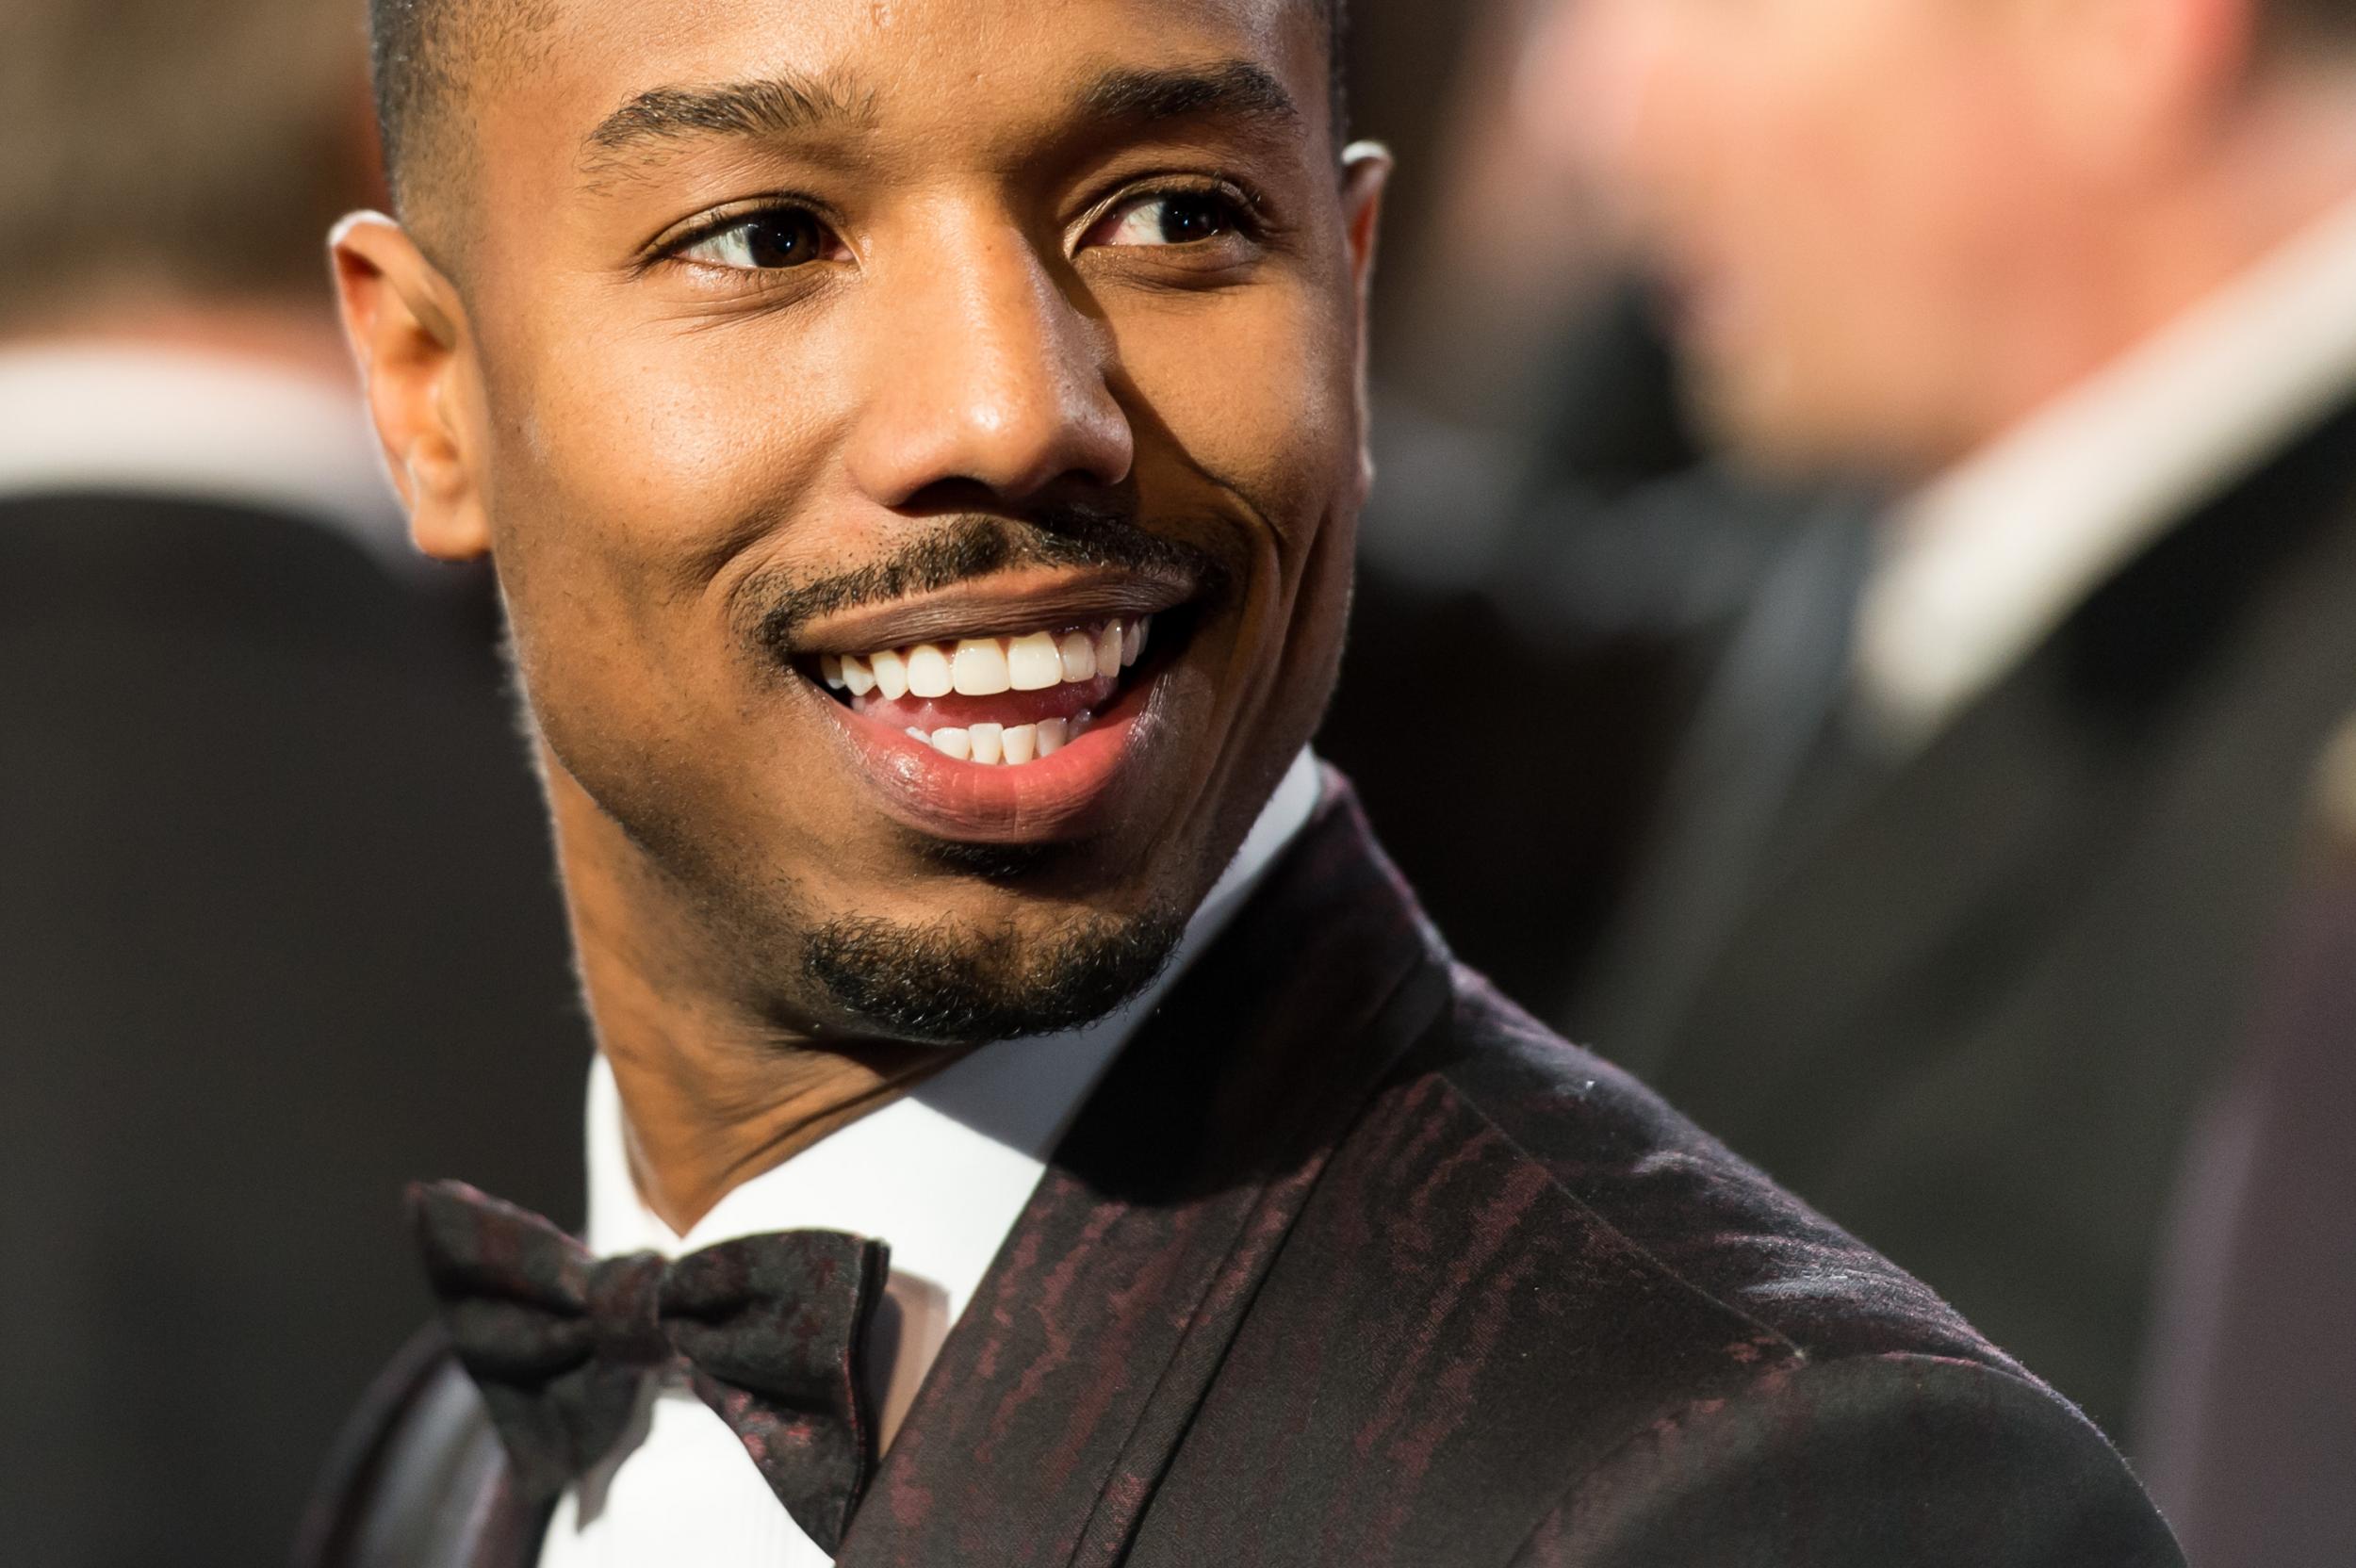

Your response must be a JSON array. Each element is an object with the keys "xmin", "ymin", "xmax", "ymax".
[{"xmin": 300, "ymin": 1, "xmax": 2180, "ymax": 1563}]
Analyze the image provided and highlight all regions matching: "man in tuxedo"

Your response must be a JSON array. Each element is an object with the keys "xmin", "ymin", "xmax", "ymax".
[
  {"xmin": 0, "ymin": 4, "xmax": 587, "ymax": 1563},
  {"xmin": 1525, "ymin": 0, "xmax": 2356, "ymax": 1442},
  {"xmin": 301, "ymin": 0, "xmax": 2181, "ymax": 1561}
]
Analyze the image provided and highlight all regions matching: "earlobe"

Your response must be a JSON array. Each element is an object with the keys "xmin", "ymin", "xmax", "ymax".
[{"xmin": 328, "ymin": 211, "xmax": 493, "ymax": 563}]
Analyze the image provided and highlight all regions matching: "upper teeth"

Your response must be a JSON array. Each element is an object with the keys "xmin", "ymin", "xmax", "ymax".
[{"xmin": 819, "ymin": 616, "xmax": 1148, "ymax": 701}]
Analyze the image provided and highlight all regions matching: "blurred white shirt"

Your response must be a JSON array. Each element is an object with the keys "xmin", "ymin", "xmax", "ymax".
[
  {"xmin": 0, "ymin": 341, "xmax": 408, "ymax": 566},
  {"xmin": 1856, "ymin": 195, "xmax": 2356, "ymax": 750},
  {"xmin": 539, "ymin": 749, "xmax": 1322, "ymax": 1568}
]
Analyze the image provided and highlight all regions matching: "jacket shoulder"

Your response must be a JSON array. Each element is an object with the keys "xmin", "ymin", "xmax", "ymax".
[
  {"xmin": 1417, "ymin": 965, "xmax": 2020, "ymax": 1375},
  {"xmin": 1511, "ymin": 1352, "xmax": 2185, "ymax": 1567},
  {"xmin": 1150, "ymin": 955, "xmax": 2177, "ymax": 1563},
  {"xmin": 1370, "ymin": 966, "xmax": 2177, "ymax": 1560}
]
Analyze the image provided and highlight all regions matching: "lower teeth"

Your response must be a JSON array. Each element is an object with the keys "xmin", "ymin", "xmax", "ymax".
[{"xmin": 903, "ymin": 714, "xmax": 1085, "ymax": 764}]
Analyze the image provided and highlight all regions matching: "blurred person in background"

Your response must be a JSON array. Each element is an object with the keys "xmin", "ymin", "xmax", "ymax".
[
  {"xmin": 1523, "ymin": 0, "xmax": 2356, "ymax": 1459},
  {"xmin": 1322, "ymin": 0, "xmax": 1836, "ymax": 1021},
  {"xmin": 0, "ymin": 4, "xmax": 585, "ymax": 1564},
  {"xmin": 2135, "ymin": 715, "xmax": 2356, "ymax": 1564}
]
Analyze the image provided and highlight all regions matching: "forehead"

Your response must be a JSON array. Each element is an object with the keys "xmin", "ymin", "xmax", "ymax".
[{"xmin": 486, "ymin": 0, "xmax": 1322, "ymax": 181}]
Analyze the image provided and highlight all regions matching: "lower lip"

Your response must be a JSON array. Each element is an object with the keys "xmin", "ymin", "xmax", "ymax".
[{"xmin": 813, "ymin": 667, "xmax": 1168, "ymax": 842}]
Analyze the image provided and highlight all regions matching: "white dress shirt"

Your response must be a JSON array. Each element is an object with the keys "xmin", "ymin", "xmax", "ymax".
[
  {"xmin": 540, "ymin": 749, "xmax": 1323, "ymax": 1568},
  {"xmin": 0, "ymin": 341, "xmax": 410, "ymax": 566},
  {"xmin": 1855, "ymin": 194, "xmax": 2356, "ymax": 750}
]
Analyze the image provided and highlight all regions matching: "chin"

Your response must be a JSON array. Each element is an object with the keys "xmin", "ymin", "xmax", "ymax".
[{"xmin": 796, "ymin": 890, "xmax": 1188, "ymax": 1045}]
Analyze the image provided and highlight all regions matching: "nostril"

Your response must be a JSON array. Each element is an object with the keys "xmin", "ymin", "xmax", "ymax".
[{"xmin": 895, "ymin": 477, "xmax": 1013, "ymax": 516}]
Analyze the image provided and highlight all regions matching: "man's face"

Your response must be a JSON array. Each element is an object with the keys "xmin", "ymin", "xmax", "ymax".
[
  {"xmin": 364, "ymin": 0, "xmax": 1383, "ymax": 1042},
  {"xmin": 1527, "ymin": 0, "xmax": 2079, "ymax": 474}
]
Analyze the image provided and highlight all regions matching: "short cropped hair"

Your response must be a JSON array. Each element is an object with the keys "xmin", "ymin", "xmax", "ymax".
[
  {"xmin": 0, "ymin": 0, "xmax": 371, "ymax": 327},
  {"xmin": 368, "ymin": 0, "xmax": 1350, "ymax": 233}
]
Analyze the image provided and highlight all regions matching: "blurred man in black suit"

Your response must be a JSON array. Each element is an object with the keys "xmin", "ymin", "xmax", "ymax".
[
  {"xmin": 1525, "ymin": 0, "xmax": 2356, "ymax": 1442},
  {"xmin": 0, "ymin": 5, "xmax": 586, "ymax": 1564}
]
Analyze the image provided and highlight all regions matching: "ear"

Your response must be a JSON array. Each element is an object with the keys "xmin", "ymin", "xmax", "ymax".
[
  {"xmin": 1339, "ymin": 141, "xmax": 1392, "ymax": 324},
  {"xmin": 2015, "ymin": 0, "xmax": 2256, "ymax": 179},
  {"xmin": 329, "ymin": 212, "xmax": 493, "ymax": 562},
  {"xmin": 1337, "ymin": 141, "xmax": 1393, "ymax": 490}
]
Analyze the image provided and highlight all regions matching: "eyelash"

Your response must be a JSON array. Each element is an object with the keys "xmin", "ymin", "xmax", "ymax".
[
  {"xmin": 648, "ymin": 172, "xmax": 1274, "ymax": 279},
  {"xmin": 1088, "ymin": 175, "xmax": 1272, "ymax": 246},
  {"xmin": 649, "ymin": 199, "xmax": 842, "ymax": 276}
]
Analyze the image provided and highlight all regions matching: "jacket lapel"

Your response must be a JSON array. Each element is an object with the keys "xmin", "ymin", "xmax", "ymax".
[{"xmin": 838, "ymin": 779, "xmax": 1451, "ymax": 1568}]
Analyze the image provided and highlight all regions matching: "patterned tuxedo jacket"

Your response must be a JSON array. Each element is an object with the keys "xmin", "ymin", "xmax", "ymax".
[{"xmin": 300, "ymin": 779, "xmax": 2184, "ymax": 1567}]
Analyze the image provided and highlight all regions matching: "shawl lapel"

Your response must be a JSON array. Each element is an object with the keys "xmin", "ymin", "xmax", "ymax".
[
  {"xmin": 316, "ymin": 783, "xmax": 1447, "ymax": 1568},
  {"xmin": 837, "ymin": 780, "xmax": 1451, "ymax": 1568}
]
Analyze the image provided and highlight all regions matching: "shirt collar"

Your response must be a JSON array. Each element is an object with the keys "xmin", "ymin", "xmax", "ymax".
[
  {"xmin": 0, "ymin": 341, "xmax": 412, "ymax": 568},
  {"xmin": 1855, "ymin": 192, "xmax": 2356, "ymax": 750},
  {"xmin": 581, "ymin": 745, "xmax": 1325, "ymax": 1299}
]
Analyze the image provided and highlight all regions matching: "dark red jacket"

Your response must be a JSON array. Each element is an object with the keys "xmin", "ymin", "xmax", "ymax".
[{"xmin": 301, "ymin": 780, "xmax": 2182, "ymax": 1567}]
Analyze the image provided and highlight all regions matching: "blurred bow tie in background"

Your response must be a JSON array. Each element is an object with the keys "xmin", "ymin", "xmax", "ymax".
[{"xmin": 409, "ymin": 1180, "xmax": 889, "ymax": 1555}]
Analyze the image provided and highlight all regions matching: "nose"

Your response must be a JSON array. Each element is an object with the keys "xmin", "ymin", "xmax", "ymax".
[{"xmin": 845, "ymin": 223, "xmax": 1135, "ymax": 508}]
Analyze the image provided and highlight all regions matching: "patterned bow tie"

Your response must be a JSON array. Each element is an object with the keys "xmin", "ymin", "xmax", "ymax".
[{"xmin": 409, "ymin": 1180, "xmax": 890, "ymax": 1555}]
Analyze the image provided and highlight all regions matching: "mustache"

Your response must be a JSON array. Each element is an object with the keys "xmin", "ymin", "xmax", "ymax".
[{"xmin": 750, "ymin": 502, "xmax": 1221, "ymax": 653}]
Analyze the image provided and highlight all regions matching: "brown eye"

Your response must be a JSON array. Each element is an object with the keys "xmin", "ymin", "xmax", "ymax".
[
  {"xmin": 1096, "ymin": 189, "xmax": 1246, "ymax": 248},
  {"xmin": 678, "ymin": 208, "xmax": 833, "ymax": 270}
]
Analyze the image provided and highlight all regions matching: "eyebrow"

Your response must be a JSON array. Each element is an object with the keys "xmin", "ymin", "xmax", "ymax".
[
  {"xmin": 582, "ymin": 72, "xmax": 874, "ymax": 165},
  {"xmin": 580, "ymin": 58, "xmax": 1301, "ymax": 176},
  {"xmin": 1075, "ymin": 61, "xmax": 1301, "ymax": 132}
]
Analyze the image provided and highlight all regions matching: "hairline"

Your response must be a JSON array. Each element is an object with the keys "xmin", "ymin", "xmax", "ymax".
[{"xmin": 372, "ymin": 0, "xmax": 1351, "ymax": 251}]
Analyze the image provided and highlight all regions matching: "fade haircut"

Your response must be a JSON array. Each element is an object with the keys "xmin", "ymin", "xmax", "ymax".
[{"xmin": 368, "ymin": 0, "xmax": 1350, "ymax": 237}]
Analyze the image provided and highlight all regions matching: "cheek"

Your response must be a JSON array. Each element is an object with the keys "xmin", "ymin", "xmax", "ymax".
[
  {"xmin": 1109, "ymin": 272, "xmax": 1362, "ymax": 739},
  {"xmin": 468, "ymin": 312, "xmax": 840, "ymax": 826},
  {"xmin": 520, "ymin": 315, "xmax": 843, "ymax": 547},
  {"xmin": 1113, "ymin": 278, "xmax": 1360, "ymax": 567},
  {"xmin": 1710, "ymin": 35, "xmax": 1987, "ymax": 329},
  {"xmin": 486, "ymin": 304, "xmax": 850, "ymax": 648}
]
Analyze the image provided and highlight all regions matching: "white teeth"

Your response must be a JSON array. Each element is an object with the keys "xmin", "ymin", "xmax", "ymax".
[
  {"xmin": 1006, "ymin": 631, "xmax": 1063, "ymax": 691},
  {"xmin": 832, "ymin": 614, "xmax": 1155, "ymax": 764},
  {"xmin": 951, "ymin": 638, "xmax": 1012, "ymax": 696},
  {"xmin": 906, "ymin": 643, "xmax": 954, "ymax": 699},
  {"xmin": 1058, "ymin": 631, "xmax": 1097, "ymax": 683},
  {"xmin": 902, "ymin": 716, "xmax": 1087, "ymax": 765}
]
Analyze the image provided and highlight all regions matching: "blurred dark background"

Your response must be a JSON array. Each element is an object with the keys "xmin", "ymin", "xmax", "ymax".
[
  {"xmin": 7, "ymin": 0, "xmax": 2355, "ymax": 1563},
  {"xmin": 0, "ymin": 5, "xmax": 589, "ymax": 1563}
]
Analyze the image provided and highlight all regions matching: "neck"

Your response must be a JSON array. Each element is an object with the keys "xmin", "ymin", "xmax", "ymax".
[{"xmin": 548, "ymin": 763, "xmax": 959, "ymax": 1235}]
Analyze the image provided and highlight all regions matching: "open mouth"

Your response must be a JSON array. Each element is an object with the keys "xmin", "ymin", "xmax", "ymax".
[{"xmin": 800, "ymin": 611, "xmax": 1178, "ymax": 766}]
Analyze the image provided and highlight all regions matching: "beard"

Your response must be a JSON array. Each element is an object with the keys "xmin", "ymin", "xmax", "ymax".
[{"xmin": 799, "ymin": 899, "xmax": 1186, "ymax": 1045}]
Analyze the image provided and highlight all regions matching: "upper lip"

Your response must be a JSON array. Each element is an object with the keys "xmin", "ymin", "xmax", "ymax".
[{"xmin": 784, "ymin": 565, "xmax": 1201, "ymax": 657}]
